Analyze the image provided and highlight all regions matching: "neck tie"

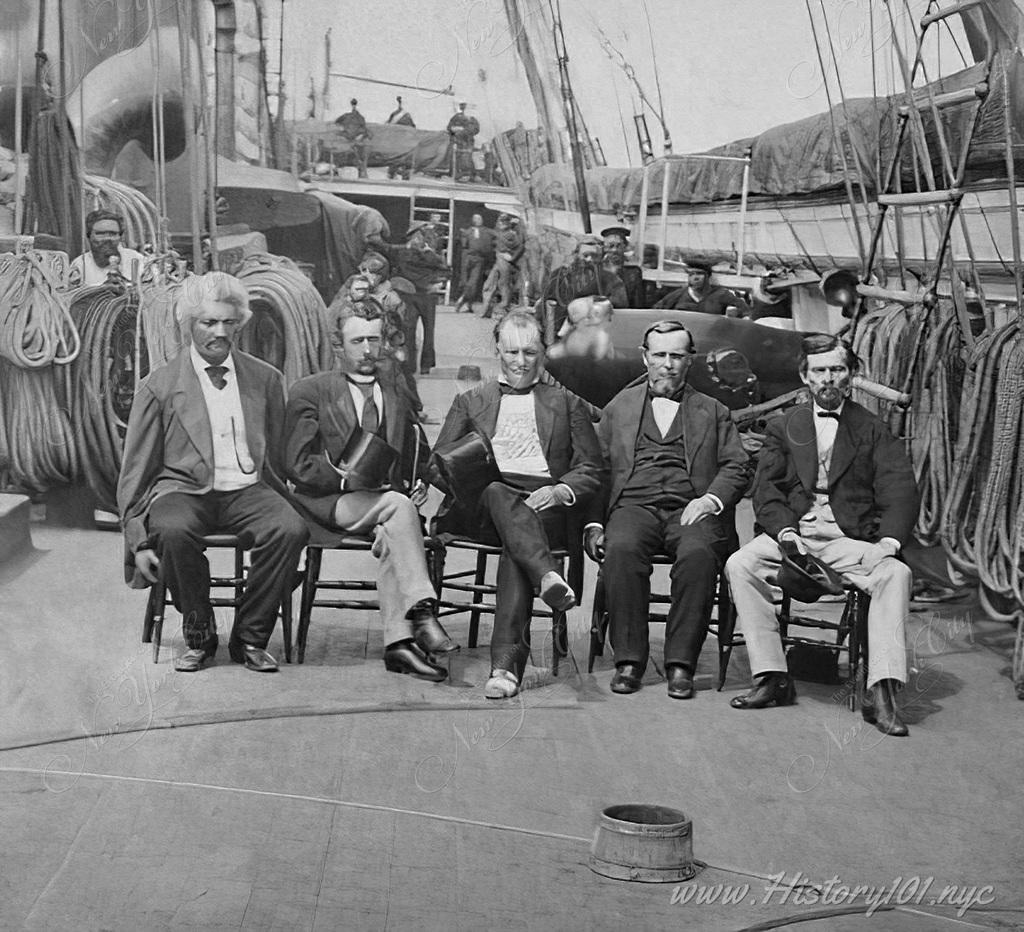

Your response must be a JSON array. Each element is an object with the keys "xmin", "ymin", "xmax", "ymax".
[
  {"xmin": 205, "ymin": 365, "xmax": 227, "ymax": 390},
  {"xmin": 499, "ymin": 382, "xmax": 534, "ymax": 396},
  {"xmin": 353, "ymin": 380, "xmax": 379, "ymax": 434},
  {"xmin": 817, "ymin": 411, "xmax": 840, "ymax": 420}
]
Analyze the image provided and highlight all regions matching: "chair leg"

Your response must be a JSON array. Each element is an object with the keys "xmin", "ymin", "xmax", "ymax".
[
  {"xmin": 297, "ymin": 548, "xmax": 322, "ymax": 665},
  {"xmin": 234, "ymin": 545, "xmax": 246, "ymax": 625},
  {"xmin": 427, "ymin": 540, "xmax": 446, "ymax": 596},
  {"xmin": 468, "ymin": 549, "xmax": 488, "ymax": 649},
  {"xmin": 551, "ymin": 611, "xmax": 567, "ymax": 677},
  {"xmin": 148, "ymin": 579, "xmax": 167, "ymax": 664},
  {"xmin": 280, "ymin": 589, "xmax": 294, "ymax": 664},
  {"xmin": 588, "ymin": 570, "xmax": 608, "ymax": 673},
  {"xmin": 716, "ymin": 577, "xmax": 735, "ymax": 691}
]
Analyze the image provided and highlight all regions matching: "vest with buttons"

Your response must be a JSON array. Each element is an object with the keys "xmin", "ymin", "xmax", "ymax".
[{"xmin": 619, "ymin": 397, "xmax": 696, "ymax": 509}]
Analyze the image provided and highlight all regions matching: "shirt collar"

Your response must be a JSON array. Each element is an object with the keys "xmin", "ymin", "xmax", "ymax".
[
  {"xmin": 346, "ymin": 371, "xmax": 376, "ymax": 384},
  {"xmin": 497, "ymin": 376, "xmax": 539, "ymax": 390},
  {"xmin": 812, "ymin": 399, "xmax": 845, "ymax": 418}
]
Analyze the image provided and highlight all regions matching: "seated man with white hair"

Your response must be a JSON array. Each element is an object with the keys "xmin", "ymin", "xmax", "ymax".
[{"xmin": 118, "ymin": 271, "xmax": 309, "ymax": 674}]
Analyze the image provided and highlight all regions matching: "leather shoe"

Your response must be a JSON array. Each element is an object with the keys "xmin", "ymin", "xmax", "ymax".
[
  {"xmin": 409, "ymin": 604, "xmax": 460, "ymax": 654},
  {"xmin": 228, "ymin": 641, "xmax": 279, "ymax": 672},
  {"xmin": 666, "ymin": 664, "xmax": 694, "ymax": 700},
  {"xmin": 862, "ymin": 678, "xmax": 909, "ymax": 737},
  {"xmin": 384, "ymin": 641, "xmax": 447, "ymax": 682},
  {"xmin": 610, "ymin": 663, "xmax": 643, "ymax": 694},
  {"xmin": 730, "ymin": 672, "xmax": 796, "ymax": 709},
  {"xmin": 174, "ymin": 634, "xmax": 218, "ymax": 672},
  {"xmin": 539, "ymin": 572, "xmax": 576, "ymax": 612}
]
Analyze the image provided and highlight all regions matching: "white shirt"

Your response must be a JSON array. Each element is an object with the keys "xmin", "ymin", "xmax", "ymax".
[
  {"xmin": 346, "ymin": 375, "xmax": 384, "ymax": 427},
  {"xmin": 189, "ymin": 345, "xmax": 257, "ymax": 491},
  {"xmin": 69, "ymin": 246, "xmax": 146, "ymax": 286},
  {"xmin": 650, "ymin": 397, "xmax": 681, "ymax": 437},
  {"xmin": 491, "ymin": 391, "xmax": 551, "ymax": 479},
  {"xmin": 812, "ymin": 401, "xmax": 843, "ymax": 489}
]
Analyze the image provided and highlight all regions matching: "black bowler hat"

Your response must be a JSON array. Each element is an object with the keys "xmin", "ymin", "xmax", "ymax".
[
  {"xmin": 777, "ymin": 548, "xmax": 846, "ymax": 603},
  {"xmin": 428, "ymin": 431, "xmax": 503, "ymax": 505},
  {"xmin": 600, "ymin": 226, "xmax": 631, "ymax": 240},
  {"xmin": 334, "ymin": 427, "xmax": 399, "ymax": 491}
]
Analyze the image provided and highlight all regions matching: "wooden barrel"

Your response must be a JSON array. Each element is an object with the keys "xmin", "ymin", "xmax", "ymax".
[{"xmin": 589, "ymin": 804, "xmax": 696, "ymax": 883}]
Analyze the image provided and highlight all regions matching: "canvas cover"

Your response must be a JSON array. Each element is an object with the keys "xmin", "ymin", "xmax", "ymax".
[{"xmin": 288, "ymin": 120, "xmax": 453, "ymax": 174}]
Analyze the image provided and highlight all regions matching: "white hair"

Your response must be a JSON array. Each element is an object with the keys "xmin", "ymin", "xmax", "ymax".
[{"xmin": 175, "ymin": 271, "xmax": 252, "ymax": 327}]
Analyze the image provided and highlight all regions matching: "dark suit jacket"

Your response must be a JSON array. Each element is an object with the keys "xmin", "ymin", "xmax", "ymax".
[
  {"xmin": 116, "ymin": 348, "xmax": 291, "ymax": 587},
  {"xmin": 283, "ymin": 371, "xmax": 427, "ymax": 534},
  {"xmin": 753, "ymin": 401, "xmax": 920, "ymax": 545},
  {"xmin": 595, "ymin": 381, "xmax": 751, "ymax": 521},
  {"xmin": 432, "ymin": 378, "xmax": 604, "ymax": 589}
]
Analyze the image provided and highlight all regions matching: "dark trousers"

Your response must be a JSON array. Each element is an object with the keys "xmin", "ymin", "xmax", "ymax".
[
  {"xmin": 603, "ymin": 503, "xmax": 730, "ymax": 672},
  {"xmin": 402, "ymin": 292, "xmax": 437, "ymax": 372},
  {"xmin": 458, "ymin": 253, "xmax": 488, "ymax": 304},
  {"xmin": 470, "ymin": 479, "xmax": 567, "ymax": 679},
  {"xmin": 147, "ymin": 484, "xmax": 308, "ymax": 650}
]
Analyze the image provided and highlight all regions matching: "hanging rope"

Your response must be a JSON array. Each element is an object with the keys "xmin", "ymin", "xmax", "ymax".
[
  {"xmin": 0, "ymin": 250, "xmax": 79, "ymax": 368},
  {"xmin": 81, "ymin": 174, "xmax": 160, "ymax": 251},
  {"xmin": 0, "ymin": 357, "xmax": 78, "ymax": 493}
]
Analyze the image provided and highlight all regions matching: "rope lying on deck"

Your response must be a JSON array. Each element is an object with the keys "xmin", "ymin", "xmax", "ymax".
[
  {"xmin": 233, "ymin": 253, "xmax": 333, "ymax": 386},
  {"xmin": 0, "ymin": 250, "xmax": 79, "ymax": 368}
]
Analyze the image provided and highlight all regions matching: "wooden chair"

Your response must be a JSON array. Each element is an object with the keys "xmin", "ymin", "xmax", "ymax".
[
  {"xmin": 296, "ymin": 534, "xmax": 445, "ymax": 664},
  {"xmin": 430, "ymin": 536, "xmax": 575, "ymax": 675},
  {"xmin": 141, "ymin": 532, "xmax": 294, "ymax": 664},
  {"xmin": 587, "ymin": 555, "xmax": 735, "ymax": 687}
]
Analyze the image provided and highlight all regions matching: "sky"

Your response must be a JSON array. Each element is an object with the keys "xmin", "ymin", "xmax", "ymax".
[{"xmin": 266, "ymin": 0, "xmax": 975, "ymax": 166}]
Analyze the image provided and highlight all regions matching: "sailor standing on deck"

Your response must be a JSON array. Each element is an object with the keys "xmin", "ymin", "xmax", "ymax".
[
  {"xmin": 537, "ymin": 235, "xmax": 628, "ymax": 338},
  {"xmin": 335, "ymin": 98, "xmax": 370, "ymax": 178},
  {"xmin": 654, "ymin": 257, "xmax": 751, "ymax": 317}
]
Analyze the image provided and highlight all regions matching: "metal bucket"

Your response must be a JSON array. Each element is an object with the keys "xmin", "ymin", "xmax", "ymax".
[{"xmin": 589, "ymin": 804, "xmax": 696, "ymax": 883}]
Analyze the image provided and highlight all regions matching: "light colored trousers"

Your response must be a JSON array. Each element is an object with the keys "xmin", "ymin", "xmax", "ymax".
[
  {"xmin": 726, "ymin": 531, "xmax": 911, "ymax": 688},
  {"xmin": 333, "ymin": 490, "xmax": 436, "ymax": 648}
]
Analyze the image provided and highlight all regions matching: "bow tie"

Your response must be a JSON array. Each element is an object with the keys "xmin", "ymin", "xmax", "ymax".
[
  {"xmin": 205, "ymin": 365, "xmax": 228, "ymax": 390},
  {"xmin": 499, "ymin": 383, "xmax": 534, "ymax": 396},
  {"xmin": 817, "ymin": 411, "xmax": 840, "ymax": 420}
]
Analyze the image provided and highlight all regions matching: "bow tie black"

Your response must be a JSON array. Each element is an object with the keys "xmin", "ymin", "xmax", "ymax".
[
  {"xmin": 499, "ymin": 383, "xmax": 534, "ymax": 396},
  {"xmin": 817, "ymin": 411, "xmax": 840, "ymax": 420}
]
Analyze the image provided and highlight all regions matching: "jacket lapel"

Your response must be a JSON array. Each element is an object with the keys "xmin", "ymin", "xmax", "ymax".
[
  {"xmin": 475, "ymin": 381, "xmax": 503, "ymax": 437},
  {"xmin": 233, "ymin": 353, "xmax": 266, "ymax": 468},
  {"xmin": 171, "ymin": 350, "xmax": 214, "ymax": 464},
  {"xmin": 788, "ymin": 405, "xmax": 819, "ymax": 493},
  {"xmin": 827, "ymin": 405, "xmax": 859, "ymax": 487},
  {"xmin": 382, "ymin": 380, "xmax": 403, "ymax": 451},
  {"xmin": 680, "ymin": 385, "xmax": 706, "ymax": 468},
  {"xmin": 617, "ymin": 384, "xmax": 647, "ymax": 475}
]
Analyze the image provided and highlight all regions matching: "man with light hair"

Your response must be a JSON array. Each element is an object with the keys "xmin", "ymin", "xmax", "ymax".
[{"xmin": 118, "ymin": 271, "xmax": 308, "ymax": 674}]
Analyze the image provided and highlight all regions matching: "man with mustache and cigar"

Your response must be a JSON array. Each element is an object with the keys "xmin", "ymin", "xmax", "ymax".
[
  {"xmin": 117, "ymin": 272, "xmax": 308, "ymax": 674},
  {"xmin": 283, "ymin": 299, "xmax": 458, "ymax": 682},
  {"xmin": 432, "ymin": 311, "xmax": 604, "ymax": 699},
  {"xmin": 584, "ymin": 319, "xmax": 750, "ymax": 700},
  {"xmin": 726, "ymin": 334, "xmax": 919, "ymax": 736}
]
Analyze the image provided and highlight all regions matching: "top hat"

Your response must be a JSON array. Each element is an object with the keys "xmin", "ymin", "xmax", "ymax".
[
  {"xmin": 777, "ymin": 547, "xmax": 846, "ymax": 603},
  {"xmin": 428, "ymin": 430, "xmax": 503, "ymax": 505},
  {"xmin": 334, "ymin": 427, "xmax": 400, "ymax": 491}
]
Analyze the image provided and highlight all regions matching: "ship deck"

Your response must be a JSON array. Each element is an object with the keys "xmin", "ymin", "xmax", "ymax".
[{"xmin": 1, "ymin": 307, "xmax": 1022, "ymax": 932}]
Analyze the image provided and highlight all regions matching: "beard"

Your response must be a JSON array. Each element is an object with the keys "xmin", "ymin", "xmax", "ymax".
[
  {"xmin": 92, "ymin": 241, "xmax": 120, "ymax": 264},
  {"xmin": 813, "ymin": 384, "xmax": 847, "ymax": 410}
]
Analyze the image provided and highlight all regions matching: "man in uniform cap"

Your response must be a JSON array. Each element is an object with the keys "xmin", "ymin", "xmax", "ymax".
[
  {"xmin": 600, "ymin": 225, "xmax": 645, "ymax": 308},
  {"xmin": 447, "ymin": 102, "xmax": 479, "ymax": 182},
  {"xmin": 335, "ymin": 99, "xmax": 370, "ymax": 178},
  {"xmin": 481, "ymin": 211, "xmax": 525, "ymax": 318},
  {"xmin": 654, "ymin": 257, "xmax": 751, "ymax": 317}
]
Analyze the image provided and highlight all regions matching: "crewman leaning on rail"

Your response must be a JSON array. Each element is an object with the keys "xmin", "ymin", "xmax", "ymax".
[
  {"xmin": 726, "ymin": 333, "xmax": 920, "ymax": 736},
  {"xmin": 117, "ymin": 271, "xmax": 308, "ymax": 674}
]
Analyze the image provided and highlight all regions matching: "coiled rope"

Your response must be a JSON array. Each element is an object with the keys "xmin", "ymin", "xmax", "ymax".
[
  {"xmin": 67, "ymin": 285, "xmax": 139, "ymax": 511},
  {"xmin": 0, "ymin": 250, "xmax": 79, "ymax": 367},
  {"xmin": 233, "ymin": 253, "xmax": 333, "ymax": 385}
]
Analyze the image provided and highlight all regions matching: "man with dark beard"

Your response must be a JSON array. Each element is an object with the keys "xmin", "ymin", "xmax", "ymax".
[
  {"xmin": 537, "ymin": 235, "xmax": 628, "ymax": 337},
  {"xmin": 584, "ymin": 320, "xmax": 750, "ymax": 700},
  {"xmin": 726, "ymin": 334, "xmax": 919, "ymax": 736},
  {"xmin": 69, "ymin": 209, "xmax": 146, "ymax": 286},
  {"xmin": 600, "ymin": 225, "xmax": 645, "ymax": 308}
]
